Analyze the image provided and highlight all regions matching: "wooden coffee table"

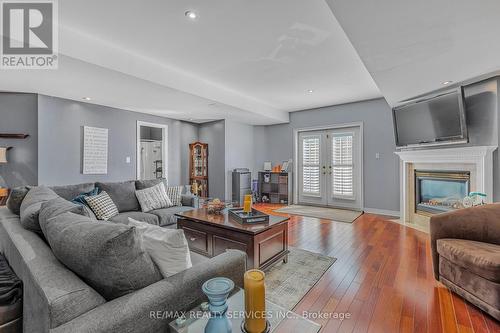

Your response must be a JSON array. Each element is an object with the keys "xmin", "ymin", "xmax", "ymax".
[{"xmin": 176, "ymin": 208, "xmax": 289, "ymax": 270}]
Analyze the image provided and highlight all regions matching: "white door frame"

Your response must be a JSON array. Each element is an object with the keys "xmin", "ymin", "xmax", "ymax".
[
  {"xmin": 293, "ymin": 122, "xmax": 364, "ymax": 210},
  {"xmin": 136, "ymin": 121, "xmax": 168, "ymax": 181}
]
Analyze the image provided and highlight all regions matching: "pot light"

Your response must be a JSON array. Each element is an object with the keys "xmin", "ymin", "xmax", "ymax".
[
  {"xmin": 82, "ymin": 97, "xmax": 91, "ymax": 101},
  {"xmin": 442, "ymin": 81, "xmax": 453, "ymax": 85},
  {"xmin": 307, "ymin": 89, "xmax": 314, "ymax": 93},
  {"xmin": 185, "ymin": 11, "xmax": 198, "ymax": 20}
]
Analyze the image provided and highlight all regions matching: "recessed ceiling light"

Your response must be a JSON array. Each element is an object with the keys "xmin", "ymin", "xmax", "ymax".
[
  {"xmin": 307, "ymin": 89, "xmax": 314, "ymax": 93},
  {"xmin": 442, "ymin": 81, "xmax": 453, "ymax": 85},
  {"xmin": 185, "ymin": 11, "xmax": 198, "ymax": 20},
  {"xmin": 82, "ymin": 97, "xmax": 91, "ymax": 101},
  {"xmin": 188, "ymin": 118, "xmax": 193, "ymax": 121}
]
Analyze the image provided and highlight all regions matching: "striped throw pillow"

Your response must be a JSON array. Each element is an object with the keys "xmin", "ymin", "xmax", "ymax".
[
  {"xmin": 166, "ymin": 186, "xmax": 183, "ymax": 207},
  {"xmin": 135, "ymin": 183, "xmax": 173, "ymax": 212},
  {"xmin": 84, "ymin": 191, "xmax": 119, "ymax": 220}
]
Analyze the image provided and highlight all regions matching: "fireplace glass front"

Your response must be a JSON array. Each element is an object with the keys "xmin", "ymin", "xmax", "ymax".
[{"xmin": 415, "ymin": 171, "xmax": 470, "ymax": 215}]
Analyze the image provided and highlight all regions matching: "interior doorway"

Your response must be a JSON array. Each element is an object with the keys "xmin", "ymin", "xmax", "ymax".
[
  {"xmin": 136, "ymin": 121, "xmax": 168, "ymax": 181},
  {"xmin": 296, "ymin": 124, "xmax": 363, "ymax": 211}
]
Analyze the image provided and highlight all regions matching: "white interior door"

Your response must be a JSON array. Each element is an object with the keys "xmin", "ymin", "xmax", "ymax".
[{"xmin": 298, "ymin": 126, "xmax": 362, "ymax": 210}]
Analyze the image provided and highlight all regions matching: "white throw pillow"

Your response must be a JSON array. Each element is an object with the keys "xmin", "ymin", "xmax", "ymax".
[
  {"xmin": 135, "ymin": 182, "xmax": 173, "ymax": 212},
  {"xmin": 128, "ymin": 218, "xmax": 192, "ymax": 277},
  {"xmin": 166, "ymin": 186, "xmax": 183, "ymax": 206}
]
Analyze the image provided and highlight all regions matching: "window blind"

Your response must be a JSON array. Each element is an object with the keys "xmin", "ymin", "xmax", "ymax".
[
  {"xmin": 332, "ymin": 134, "xmax": 354, "ymax": 198},
  {"xmin": 302, "ymin": 136, "xmax": 320, "ymax": 194}
]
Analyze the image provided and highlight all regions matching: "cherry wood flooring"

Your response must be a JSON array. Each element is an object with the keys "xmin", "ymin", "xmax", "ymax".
[{"xmin": 254, "ymin": 203, "xmax": 500, "ymax": 333}]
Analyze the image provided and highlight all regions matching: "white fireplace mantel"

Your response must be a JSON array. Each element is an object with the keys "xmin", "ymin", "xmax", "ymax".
[{"xmin": 395, "ymin": 145, "xmax": 497, "ymax": 225}]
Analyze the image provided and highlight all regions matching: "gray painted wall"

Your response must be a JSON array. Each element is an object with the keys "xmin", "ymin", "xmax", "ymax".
[
  {"xmin": 198, "ymin": 120, "xmax": 226, "ymax": 199},
  {"xmin": 37, "ymin": 95, "xmax": 198, "ymax": 186},
  {"xmin": 224, "ymin": 120, "xmax": 256, "ymax": 200},
  {"xmin": 0, "ymin": 93, "xmax": 38, "ymax": 187},
  {"xmin": 256, "ymin": 98, "xmax": 400, "ymax": 213}
]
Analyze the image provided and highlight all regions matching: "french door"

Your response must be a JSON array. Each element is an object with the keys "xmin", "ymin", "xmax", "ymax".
[{"xmin": 298, "ymin": 126, "xmax": 362, "ymax": 210}]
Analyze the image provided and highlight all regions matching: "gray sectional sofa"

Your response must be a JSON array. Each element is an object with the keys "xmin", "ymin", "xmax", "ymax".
[{"xmin": 0, "ymin": 180, "xmax": 247, "ymax": 332}]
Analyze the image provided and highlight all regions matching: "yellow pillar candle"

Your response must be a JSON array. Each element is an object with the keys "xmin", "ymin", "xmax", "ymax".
[
  {"xmin": 243, "ymin": 194, "xmax": 252, "ymax": 213},
  {"xmin": 244, "ymin": 269, "xmax": 266, "ymax": 333}
]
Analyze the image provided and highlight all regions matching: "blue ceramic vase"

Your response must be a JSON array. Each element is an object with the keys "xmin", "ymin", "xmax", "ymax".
[{"xmin": 202, "ymin": 277, "xmax": 234, "ymax": 333}]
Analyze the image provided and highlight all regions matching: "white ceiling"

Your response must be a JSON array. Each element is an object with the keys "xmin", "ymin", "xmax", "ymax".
[
  {"xmin": 326, "ymin": 0, "xmax": 500, "ymax": 105},
  {"xmin": 0, "ymin": 0, "xmax": 381, "ymax": 124}
]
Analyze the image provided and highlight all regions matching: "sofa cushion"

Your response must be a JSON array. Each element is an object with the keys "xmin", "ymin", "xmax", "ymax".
[
  {"xmin": 439, "ymin": 257, "xmax": 500, "ymax": 312},
  {"xmin": 39, "ymin": 197, "xmax": 87, "ymax": 235},
  {"xmin": 108, "ymin": 211, "xmax": 159, "ymax": 226},
  {"xmin": 84, "ymin": 191, "xmax": 119, "ymax": 221},
  {"xmin": 135, "ymin": 182, "xmax": 173, "ymax": 212},
  {"xmin": 6, "ymin": 186, "xmax": 31, "ymax": 215},
  {"xmin": 20, "ymin": 186, "xmax": 59, "ymax": 233},
  {"xmin": 150, "ymin": 206, "xmax": 193, "ymax": 226},
  {"xmin": 437, "ymin": 239, "xmax": 500, "ymax": 282},
  {"xmin": 135, "ymin": 178, "xmax": 167, "ymax": 190},
  {"xmin": 96, "ymin": 181, "xmax": 140, "ymax": 212},
  {"xmin": 42, "ymin": 212, "xmax": 163, "ymax": 300},
  {"xmin": 50, "ymin": 183, "xmax": 96, "ymax": 201}
]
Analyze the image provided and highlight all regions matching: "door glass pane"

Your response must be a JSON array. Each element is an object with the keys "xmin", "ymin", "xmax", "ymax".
[
  {"xmin": 332, "ymin": 134, "xmax": 353, "ymax": 198},
  {"xmin": 302, "ymin": 136, "xmax": 320, "ymax": 194}
]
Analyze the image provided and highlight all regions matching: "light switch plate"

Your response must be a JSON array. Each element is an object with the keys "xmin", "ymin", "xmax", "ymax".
[{"xmin": 126, "ymin": 156, "xmax": 131, "ymax": 163}]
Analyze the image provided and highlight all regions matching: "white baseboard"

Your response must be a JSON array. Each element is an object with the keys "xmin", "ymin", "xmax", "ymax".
[{"xmin": 363, "ymin": 208, "xmax": 400, "ymax": 218}]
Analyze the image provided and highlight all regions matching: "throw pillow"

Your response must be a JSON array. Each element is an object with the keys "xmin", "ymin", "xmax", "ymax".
[
  {"xmin": 166, "ymin": 186, "xmax": 183, "ymax": 207},
  {"xmin": 95, "ymin": 181, "xmax": 140, "ymax": 212},
  {"xmin": 84, "ymin": 191, "xmax": 119, "ymax": 220},
  {"xmin": 20, "ymin": 186, "xmax": 59, "ymax": 233},
  {"xmin": 72, "ymin": 187, "xmax": 99, "ymax": 205},
  {"xmin": 39, "ymin": 197, "xmax": 87, "ymax": 235},
  {"xmin": 128, "ymin": 218, "xmax": 192, "ymax": 277},
  {"xmin": 135, "ymin": 182, "xmax": 173, "ymax": 212},
  {"xmin": 42, "ymin": 212, "xmax": 162, "ymax": 300}
]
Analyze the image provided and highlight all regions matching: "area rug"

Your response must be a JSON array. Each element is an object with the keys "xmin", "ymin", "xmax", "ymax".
[
  {"xmin": 274, "ymin": 205, "xmax": 363, "ymax": 223},
  {"xmin": 264, "ymin": 247, "xmax": 336, "ymax": 310}
]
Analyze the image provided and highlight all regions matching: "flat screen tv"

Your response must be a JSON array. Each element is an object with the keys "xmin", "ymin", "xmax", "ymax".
[{"xmin": 393, "ymin": 88, "xmax": 468, "ymax": 148}]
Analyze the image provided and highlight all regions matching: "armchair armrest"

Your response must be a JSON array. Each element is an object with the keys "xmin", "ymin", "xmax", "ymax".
[
  {"xmin": 181, "ymin": 194, "xmax": 197, "ymax": 207},
  {"xmin": 430, "ymin": 203, "xmax": 500, "ymax": 279},
  {"xmin": 51, "ymin": 250, "xmax": 246, "ymax": 333}
]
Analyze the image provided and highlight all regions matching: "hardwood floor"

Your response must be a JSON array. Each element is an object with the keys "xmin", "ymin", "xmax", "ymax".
[{"xmin": 254, "ymin": 203, "xmax": 500, "ymax": 333}]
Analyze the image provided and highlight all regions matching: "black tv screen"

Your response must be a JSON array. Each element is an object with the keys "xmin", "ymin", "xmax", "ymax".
[{"xmin": 393, "ymin": 88, "xmax": 468, "ymax": 147}]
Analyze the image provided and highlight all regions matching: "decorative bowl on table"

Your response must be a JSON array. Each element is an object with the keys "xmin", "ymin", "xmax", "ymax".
[{"xmin": 206, "ymin": 198, "xmax": 226, "ymax": 214}]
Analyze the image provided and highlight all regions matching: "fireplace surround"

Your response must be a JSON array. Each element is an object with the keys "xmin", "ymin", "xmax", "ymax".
[{"xmin": 395, "ymin": 146, "xmax": 497, "ymax": 232}]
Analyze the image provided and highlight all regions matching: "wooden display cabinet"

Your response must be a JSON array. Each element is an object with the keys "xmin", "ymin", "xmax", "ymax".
[{"xmin": 189, "ymin": 142, "xmax": 209, "ymax": 197}]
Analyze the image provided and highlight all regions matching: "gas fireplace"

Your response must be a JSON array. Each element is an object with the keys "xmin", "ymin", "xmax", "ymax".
[{"xmin": 415, "ymin": 170, "xmax": 470, "ymax": 215}]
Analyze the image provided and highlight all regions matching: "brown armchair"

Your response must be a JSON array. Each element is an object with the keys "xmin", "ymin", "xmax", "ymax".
[{"xmin": 430, "ymin": 203, "xmax": 500, "ymax": 320}]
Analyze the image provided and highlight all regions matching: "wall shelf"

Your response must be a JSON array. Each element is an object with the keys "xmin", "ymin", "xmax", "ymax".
[{"xmin": 0, "ymin": 134, "xmax": 29, "ymax": 139}]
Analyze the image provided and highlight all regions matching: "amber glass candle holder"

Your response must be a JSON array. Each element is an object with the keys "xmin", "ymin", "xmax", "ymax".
[
  {"xmin": 243, "ymin": 269, "xmax": 269, "ymax": 333},
  {"xmin": 243, "ymin": 194, "xmax": 252, "ymax": 214}
]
